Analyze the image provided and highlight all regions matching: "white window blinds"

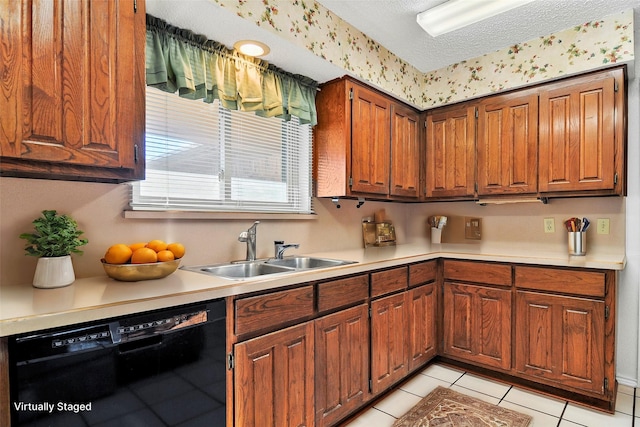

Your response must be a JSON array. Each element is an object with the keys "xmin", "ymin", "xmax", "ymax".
[{"xmin": 130, "ymin": 87, "xmax": 313, "ymax": 214}]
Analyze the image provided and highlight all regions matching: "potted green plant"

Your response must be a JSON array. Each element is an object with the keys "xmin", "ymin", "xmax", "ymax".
[{"xmin": 20, "ymin": 210, "xmax": 88, "ymax": 288}]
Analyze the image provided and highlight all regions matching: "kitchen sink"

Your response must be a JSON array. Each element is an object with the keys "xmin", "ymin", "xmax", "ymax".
[
  {"xmin": 266, "ymin": 256, "xmax": 356, "ymax": 269},
  {"xmin": 190, "ymin": 262, "xmax": 294, "ymax": 279},
  {"xmin": 182, "ymin": 256, "xmax": 356, "ymax": 280}
]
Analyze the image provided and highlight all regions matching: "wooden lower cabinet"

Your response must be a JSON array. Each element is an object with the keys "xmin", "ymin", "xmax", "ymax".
[
  {"xmin": 515, "ymin": 291, "xmax": 605, "ymax": 394},
  {"xmin": 370, "ymin": 292, "xmax": 410, "ymax": 394},
  {"xmin": 314, "ymin": 304, "xmax": 369, "ymax": 427},
  {"xmin": 408, "ymin": 283, "xmax": 437, "ymax": 370},
  {"xmin": 234, "ymin": 322, "xmax": 315, "ymax": 427},
  {"xmin": 443, "ymin": 282, "xmax": 512, "ymax": 370},
  {"xmin": 230, "ymin": 261, "xmax": 618, "ymax": 426}
]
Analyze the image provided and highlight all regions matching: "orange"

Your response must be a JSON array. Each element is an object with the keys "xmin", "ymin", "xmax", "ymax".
[
  {"xmin": 104, "ymin": 244, "xmax": 133, "ymax": 264},
  {"xmin": 167, "ymin": 242, "xmax": 185, "ymax": 259},
  {"xmin": 157, "ymin": 250, "xmax": 175, "ymax": 262},
  {"xmin": 128, "ymin": 242, "xmax": 147, "ymax": 252},
  {"xmin": 146, "ymin": 239, "xmax": 168, "ymax": 252},
  {"xmin": 131, "ymin": 247, "xmax": 158, "ymax": 264}
]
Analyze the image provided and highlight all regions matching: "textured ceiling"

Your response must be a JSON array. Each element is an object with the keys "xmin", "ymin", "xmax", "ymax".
[
  {"xmin": 146, "ymin": 0, "xmax": 640, "ymax": 83},
  {"xmin": 317, "ymin": 0, "xmax": 640, "ymax": 72}
]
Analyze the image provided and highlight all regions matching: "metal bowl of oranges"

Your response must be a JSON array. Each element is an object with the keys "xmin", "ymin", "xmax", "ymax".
[{"xmin": 101, "ymin": 240, "xmax": 185, "ymax": 282}]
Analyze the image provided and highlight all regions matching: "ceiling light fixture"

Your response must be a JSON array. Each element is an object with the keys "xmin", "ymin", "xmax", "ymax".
[
  {"xmin": 233, "ymin": 40, "xmax": 270, "ymax": 57},
  {"xmin": 417, "ymin": 0, "xmax": 536, "ymax": 37}
]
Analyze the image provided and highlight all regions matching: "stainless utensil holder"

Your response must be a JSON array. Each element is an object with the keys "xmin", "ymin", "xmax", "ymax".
[{"xmin": 568, "ymin": 232, "xmax": 586, "ymax": 256}]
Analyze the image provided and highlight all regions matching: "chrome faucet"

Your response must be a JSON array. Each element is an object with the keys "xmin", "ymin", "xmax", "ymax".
[
  {"xmin": 274, "ymin": 240, "xmax": 300, "ymax": 259},
  {"xmin": 238, "ymin": 221, "xmax": 260, "ymax": 261}
]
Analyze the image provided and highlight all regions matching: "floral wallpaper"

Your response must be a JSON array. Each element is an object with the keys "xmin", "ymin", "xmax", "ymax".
[
  {"xmin": 422, "ymin": 11, "xmax": 634, "ymax": 107},
  {"xmin": 212, "ymin": 1, "xmax": 634, "ymax": 109}
]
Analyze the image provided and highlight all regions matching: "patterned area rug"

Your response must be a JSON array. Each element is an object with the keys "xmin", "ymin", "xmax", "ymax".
[{"xmin": 393, "ymin": 386, "xmax": 532, "ymax": 427}]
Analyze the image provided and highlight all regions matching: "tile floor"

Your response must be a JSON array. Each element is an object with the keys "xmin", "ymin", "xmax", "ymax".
[{"xmin": 345, "ymin": 363, "xmax": 637, "ymax": 427}]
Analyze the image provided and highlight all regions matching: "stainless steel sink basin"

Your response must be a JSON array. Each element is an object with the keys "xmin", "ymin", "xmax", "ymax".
[
  {"xmin": 266, "ymin": 256, "xmax": 356, "ymax": 269},
  {"xmin": 182, "ymin": 256, "xmax": 356, "ymax": 280},
  {"xmin": 184, "ymin": 262, "xmax": 294, "ymax": 279}
]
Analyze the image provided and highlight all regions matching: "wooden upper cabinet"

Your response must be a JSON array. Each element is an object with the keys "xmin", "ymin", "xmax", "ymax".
[
  {"xmin": 477, "ymin": 90, "xmax": 538, "ymax": 195},
  {"xmin": 538, "ymin": 67, "xmax": 625, "ymax": 195},
  {"xmin": 350, "ymin": 83, "xmax": 391, "ymax": 195},
  {"xmin": 314, "ymin": 76, "xmax": 420, "ymax": 200},
  {"xmin": 391, "ymin": 104, "xmax": 420, "ymax": 198},
  {"xmin": 425, "ymin": 103, "xmax": 476, "ymax": 198},
  {"xmin": 0, "ymin": 0, "xmax": 145, "ymax": 182}
]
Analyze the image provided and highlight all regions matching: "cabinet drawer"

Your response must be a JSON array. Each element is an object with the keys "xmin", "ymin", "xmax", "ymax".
[
  {"xmin": 318, "ymin": 274, "xmax": 369, "ymax": 312},
  {"xmin": 515, "ymin": 266, "xmax": 605, "ymax": 298},
  {"xmin": 235, "ymin": 285, "xmax": 314, "ymax": 336},
  {"xmin": 371, "ymin": 266, "xmax": 408, "ymax": 298},
  {"xmin": 444, "ymin": 260, "xmax": 512, "ymax": 287},
  {"xmin": 409, "ymin": 261, "xmax": 437, "ymax": 287}
]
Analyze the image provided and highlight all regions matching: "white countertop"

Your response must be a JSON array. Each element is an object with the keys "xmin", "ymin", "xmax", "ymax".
[{"xmin": 0, "ymin": 244, "xmax": 626, "ymax": 337}]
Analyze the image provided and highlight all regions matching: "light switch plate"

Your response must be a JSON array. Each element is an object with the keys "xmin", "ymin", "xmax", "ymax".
[
  {"xmin": 597, "ymin": 218, "xmax": 610, "ymax": 234},
  {"xmin": 544, "ymin": 218, "xmax": 555, "ymax": 233}
]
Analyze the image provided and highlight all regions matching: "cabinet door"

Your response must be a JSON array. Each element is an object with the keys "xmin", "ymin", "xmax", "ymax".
[
  {"xmin": 477, "ymin": 91, "xmax": 538, "ymax": 195},
  {"xmin": 1, "ymin": 0, "xmax": 145, "ymax": 181},
  {"xmin": 515, "ymin": 291, "xmax": 605, "ymax": 394},
  {"xmin": 539, "ymin": 70, "xmax": 619, "ymax": 194},
  {"xmin": 315, "ymin": 304, "xmax": 369, "ymax": 427},
  {"xmin": 408, "ymin": 283, "xmax": 437, "ymax": 371},
  {"xmin": 370, "ymin": 292, "xmax": 409, "ymax": 394},
  {"xmin": 234, "ymin": 322, "xmax": 314, "ymax": 427},
  {"xmin": 425, "ymin": 104, "xmax": 476, "ymax": 198},
  {"xmin": 443, "ymin": 282, "xmax": 511, "ymax": 370},
  {"xmin": 390, "ymin": 104, "xmax": 420, "ymax": 198},
  {"xmin": 350, "ymin": 84, "xmax": 391, "ymax": 195}
]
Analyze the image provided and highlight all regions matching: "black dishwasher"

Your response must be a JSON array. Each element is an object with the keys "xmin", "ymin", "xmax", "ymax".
[{"xmin": 9, "ymin": 299, "xmax": 226, "ymax": 427}]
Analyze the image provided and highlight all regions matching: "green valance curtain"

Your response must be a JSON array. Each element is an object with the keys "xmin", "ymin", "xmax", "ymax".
[{"xmin": 145, "ymin": 15, "xmax": 318, "ymax": 126}]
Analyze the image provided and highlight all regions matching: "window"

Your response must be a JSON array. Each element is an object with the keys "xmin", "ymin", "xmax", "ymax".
[{"xmin": 131, "ymin": 87, "xmax": 313, "ymax": 214}]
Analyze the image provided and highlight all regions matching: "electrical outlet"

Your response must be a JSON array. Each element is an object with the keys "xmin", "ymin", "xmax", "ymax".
[
  {"xmin": 597, "ymin": 218, "xmax": 610, "ymax": 235},
  {"xmin": 543, "ymin": 218, "xmax": 555, "ymax": 233}
]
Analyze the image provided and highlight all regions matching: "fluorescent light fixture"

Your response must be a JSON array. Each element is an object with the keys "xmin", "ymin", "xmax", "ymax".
[
  {"xmin": 476, "ymin": 197, "xmax": 548, "ymax": 205},
  {"xmin": 233, "ymin": 40, "xmax": 270, "ymax": 57},
  {"xmin": 417, "ymin": 0, "xmax": 535, "ymax": 37}
]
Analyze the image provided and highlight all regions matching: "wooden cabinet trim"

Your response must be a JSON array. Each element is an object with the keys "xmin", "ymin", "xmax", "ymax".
[
  {"xmin": 443, "ymin": 260, "xmax": 512, "ymax": 287},
  {"xmin": 409, "ymin": 260, "xmax": 437, "ymax": 287},
  {"xmin": 515, "ymin": 266, "xmax": 605, "ymax": 297},
  {"xmin": 317, "ymin": 274, "xmax": 369, "ymax": 313},
  {"xmin": 371, "ymin": 266, "xmax": 408, "ymax": 298},
  {"xmin": 235, "ymin": 285, "xmax": 315, "ymax": 336}
]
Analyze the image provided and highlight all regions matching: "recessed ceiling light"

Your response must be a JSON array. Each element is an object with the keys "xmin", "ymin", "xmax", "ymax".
[
  {"xmin": 417, "ymin": 0, "xmax": 535, "ymax": 37},
  {"xmin": 233, "ymin": 40, "xmax": 270, "ymax": 57}
]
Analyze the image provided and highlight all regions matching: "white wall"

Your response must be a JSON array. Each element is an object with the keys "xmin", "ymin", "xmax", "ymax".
[{"xmin": 625, "ymin": 8, "xmax": 640, "ymax": 387}]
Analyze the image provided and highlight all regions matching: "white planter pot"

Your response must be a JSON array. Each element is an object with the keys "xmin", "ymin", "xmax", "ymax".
[{"xmin": 33, "ymin": 255, "xmax": 75, "ymax": 288}]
